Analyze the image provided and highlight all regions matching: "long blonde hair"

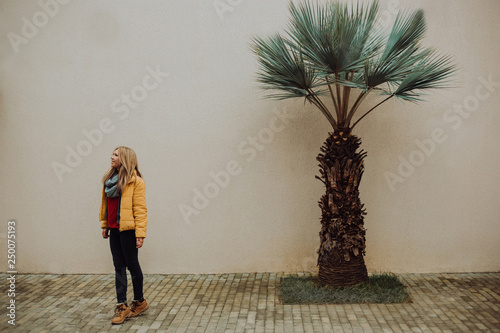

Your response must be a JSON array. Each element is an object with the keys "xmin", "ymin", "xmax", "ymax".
[{"xmin": 102, "ymin": 146, "xmax": 143, "ymax": 195}]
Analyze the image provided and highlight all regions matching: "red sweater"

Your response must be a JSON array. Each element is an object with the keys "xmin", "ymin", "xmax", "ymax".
[{"xmin": 107, "ymin": 196, "xmax": 120, "ymax": 229}]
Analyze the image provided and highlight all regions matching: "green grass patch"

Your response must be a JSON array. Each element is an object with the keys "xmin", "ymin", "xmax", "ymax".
[{"xmin": 279, "ymin": 273, "xmax": 411, "ymax": 304}]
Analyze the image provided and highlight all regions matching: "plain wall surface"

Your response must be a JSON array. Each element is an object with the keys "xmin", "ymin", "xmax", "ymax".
[{"xmin": 0, "ymin": 0, "xmax": 499, "ymax": 274}]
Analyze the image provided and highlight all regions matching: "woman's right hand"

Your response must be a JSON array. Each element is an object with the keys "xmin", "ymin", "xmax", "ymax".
[{"xmin": 102, "ymin": 228, "xmax": 109, "ymax": 239}]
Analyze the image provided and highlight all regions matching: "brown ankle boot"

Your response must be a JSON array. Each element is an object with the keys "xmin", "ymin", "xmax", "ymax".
[
  {"xmin": 111, "ymin": 303, "xmax": 131, "ymax": 324},
  {"xmin": 129, "ymin": 299, "xmax": 149, "ymax": 317}
]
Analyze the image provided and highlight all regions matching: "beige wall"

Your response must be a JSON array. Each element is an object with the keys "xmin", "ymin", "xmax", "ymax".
[{"xmin": 0, "ymin": 0, "xmax": 499, "ymax": 274}]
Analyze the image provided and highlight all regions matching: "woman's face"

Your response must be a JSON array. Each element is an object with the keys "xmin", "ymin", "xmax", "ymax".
[{"xmin": 111, "ymin": 149, "xmax": 121, "ymax": 169}]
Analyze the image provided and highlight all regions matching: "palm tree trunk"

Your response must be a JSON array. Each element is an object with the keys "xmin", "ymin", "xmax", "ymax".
[{"xmin": 316, "ymin": 129, "xmax": 368, "ymax": 287}]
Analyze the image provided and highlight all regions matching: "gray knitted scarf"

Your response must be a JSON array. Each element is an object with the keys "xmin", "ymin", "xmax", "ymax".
[{"xmin": 105, "ymin": 173, "xmax": 120, "ymax": 198}]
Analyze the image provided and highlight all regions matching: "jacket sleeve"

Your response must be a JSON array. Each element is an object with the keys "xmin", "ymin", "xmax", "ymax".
[
  {"xmin": 99, "ymin": 186, "xmax": 108, "ymax": 229},
  {"xmin": 132, "ymin": 178, "xmax": 148, "ymax": 238}
]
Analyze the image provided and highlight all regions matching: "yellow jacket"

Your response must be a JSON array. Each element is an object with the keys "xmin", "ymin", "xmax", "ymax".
[{"xmin": 100, "ymin": 171, "xmax": 148, "ymax": 238}]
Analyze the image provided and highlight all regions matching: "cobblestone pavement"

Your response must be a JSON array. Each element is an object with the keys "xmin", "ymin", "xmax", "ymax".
[{"xmin": 1, "ymin": 272, "xmax": 499, "ymax": 332}]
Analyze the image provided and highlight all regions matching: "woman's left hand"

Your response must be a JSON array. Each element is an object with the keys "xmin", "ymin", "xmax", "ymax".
[{"xmin": 136, "ymin": 237, "xmax": 144, "ymax": 248}]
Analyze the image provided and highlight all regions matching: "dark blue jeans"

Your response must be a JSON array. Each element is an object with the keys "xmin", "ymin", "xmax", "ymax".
[{"xmin": 109, "ymin": 229, "xmax": 143, "ymax": 304}]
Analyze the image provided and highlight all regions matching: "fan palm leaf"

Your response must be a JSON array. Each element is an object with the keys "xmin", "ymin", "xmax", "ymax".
[
  {"xmin": 287, "ymin": 0, "xmax": 381, "ymax": 75},
  {"xmin": 391, "ymin": 50, "xmax": 456, "ymax": 101},
  {"xmin": 252, "ymin": 33, "xmax": 337, "ymax": 127}
]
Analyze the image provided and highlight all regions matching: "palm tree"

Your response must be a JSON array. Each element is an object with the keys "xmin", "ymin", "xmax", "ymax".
[{"xmin": 251, "ymin": 0, "xmax": 456, "ymax": 287}]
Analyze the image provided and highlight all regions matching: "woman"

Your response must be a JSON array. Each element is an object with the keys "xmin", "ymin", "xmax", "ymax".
[{"xmin": 100, "ymin": 146, "xmax": 149, "ymax": 325}]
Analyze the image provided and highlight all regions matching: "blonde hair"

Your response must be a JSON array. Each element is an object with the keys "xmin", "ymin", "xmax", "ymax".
[{"xmin": 102, "ymin": 146, "xmax": 143, "ymax": 195}]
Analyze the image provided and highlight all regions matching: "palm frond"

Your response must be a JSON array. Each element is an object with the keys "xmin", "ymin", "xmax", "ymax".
[
  {"xmin": 352, "ymin": 9, "xmax": 427, "ymax": 91},
  {"xmin": 287, "ymin": 0, "xmax": 381, "ymax": 75},
  {"xmin": 381, "ymin": 9, "xmax": 426, "ymax": 62},
  {"xmin": 251, "ymin": 34, "xmax": 321, "ymax": 99},
  {"xmin": 391, "ymin": 50, "xmax": 457, "ymax": 101},
  {"xmin": 251, "ymin": 33, "xmax": 337, "ymax": 127}
]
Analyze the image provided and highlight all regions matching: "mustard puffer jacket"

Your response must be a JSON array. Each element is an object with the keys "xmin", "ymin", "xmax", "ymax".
[{"xmin": 100, "ymin": 171, "xmax": 148, "ymax": 238}]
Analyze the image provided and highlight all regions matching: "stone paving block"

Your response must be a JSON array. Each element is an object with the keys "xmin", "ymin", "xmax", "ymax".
[{"xmin": 2, "ymin": 272, "xmax": 500, "ymax": 332}]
